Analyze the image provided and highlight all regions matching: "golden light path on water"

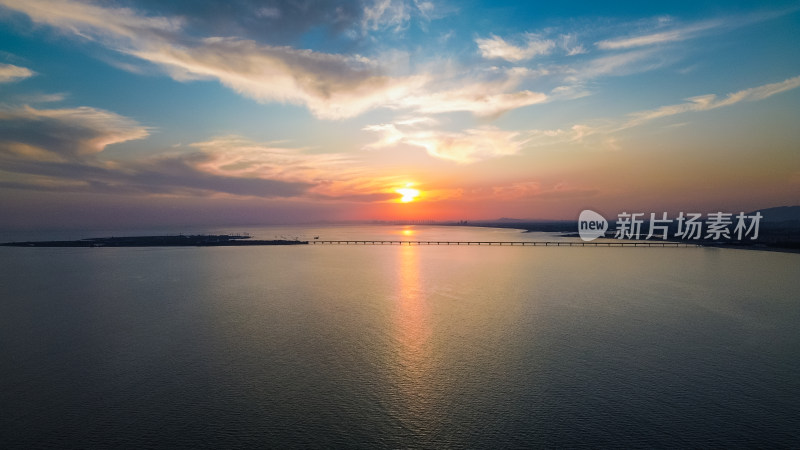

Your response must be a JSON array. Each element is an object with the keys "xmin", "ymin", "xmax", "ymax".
[{"xmin": 391, "ymin": 228, "xmax": 440, "ymax": 437}]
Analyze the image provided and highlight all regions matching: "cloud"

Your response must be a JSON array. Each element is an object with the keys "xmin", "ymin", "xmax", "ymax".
[
  {"xmin": 520, "ymin": 124, "xmax": 602, "ymax": 148},
  {"xmin": 4, "ymin": 0, "xmax": 512, "ymax": 121},
  {"xmin": 187, "ymin": 136, "xmax": 356, "ymax": 184},
  {"xmin": 490, "ymin": 181, "xmax": 599, "ymax": 201},
  {"xmin": 0, "ymin": 0, "xmax": 428, "ymax": 119},
  {"xmin": 0, "ymin": 105, "xmax": 149, "ymax": 160},
  {"xmin": 489, "ymin": 181, "xmax": 542, "ymax": 200},
  {"xmin": 0, "ymin": 106, "xmax": 401, "ymax": 200},
  {"xmin": 400, "ymin": 87, "xmax": 546, "ymax": 117},
  {"xmin": 470, "ymin": 9, "xmax": 797, "ymax": 95},
  {"xmin": 0, "ymin": 63, "xmax": 34, "ymax": 83},
  {"xmin": 107, "ymin": 153, "xmax": 314, "ymax": 197},
  {"xmin": 0, "ymin": 106, "xmax": 315, "ymax": 197},
  {"xmin": 550, "ymin": 84, "xmax": 590, "ymax": 100},
  {"xmin": 121, "ymin": 136, "xmax": 402, "ymax": 200},
  {"xmin": 514, "ymin": 75, "xmax": 800, "ymax": 150},
  {"xmin": 128, "ymin": 0, "xmax": 444, "ymax": 43},
  {"xmin": 559, "ymin": 34, "xmax": 587, "ymax": 56},
  {"xmin": 623, "ymin": 75, "xmax": 800, "ymax": 128},
  {"xmin": 365, "ymin": 121, "xmax": 528, "ymax": 163},
  {"xmin": 361, "ymin": 0, "xmax": 445, "ymax": 32},
  {"xmin": 407, "ymin": 127, "xmax": 526, "ymax": 163},
  {"xmin": 131, "ymin": 0, "xmax": 363, "ymax": 44},
  {"xmin": 476, "ymin": 33, "xmax": 555, "ymax": 62},
  {"xmin": 0, "ymin": 150, "xmax": 314, "ymax": 200},
  {"xmin": 596, "ymin": 20, "xmax": 721, "ymax": 50},
  {"xmin": 362, "ymin": 0, "xmax": 411, "ymax": 32},
  {"xmin": 308, "ymin": 176, "xmax": 401, "ymax": 202},
  {"xmin": 567, "ymin": 49, "xmax": 667, "ymax": 81},
  {"xmin": 595, "ymin": 8, "xmax": 798, "ymax": 51},
  {"xmin": 16, "ymin": 92, "xmax": 68, "ymax": 103},
  {"xmin": 128, "ymin": 36, "xmax": 432, "ymax": 119},
  {"xmin": 0, "ymin": 154, "xmax": 314, "ymax": 198},
  {"xmin": 0, "ymin": 0, "xmax": 183, "ymax": 40},
  {"xmin": 0, "ymin": 0, "xmax": 547, "ymax": 120},
  {"xmin": 432, "ymin": 180, "xmax": 599, "ymax": 203},
  {"xmin": 394, "ymin": 67, "xmax": 547, "ymax": 116}
]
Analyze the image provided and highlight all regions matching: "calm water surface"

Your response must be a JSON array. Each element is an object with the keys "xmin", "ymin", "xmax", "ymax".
[{"xmin": 1, "ymin": 226, "xmax": 799, "ymax": 447}]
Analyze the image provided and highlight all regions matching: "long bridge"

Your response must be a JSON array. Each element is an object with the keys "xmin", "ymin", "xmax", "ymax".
[
  {"xmin": 0, "ymin": 235, "xmax": 705, "ymax": 248},
  {"xmin": 310, "ymin": 240, "xmax": 699, "ymax": 247}
]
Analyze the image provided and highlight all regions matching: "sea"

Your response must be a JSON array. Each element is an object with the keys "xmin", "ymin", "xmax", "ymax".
[{"xmin": 1, "ymin": 225, "xmax": 799, "ymax": 448}]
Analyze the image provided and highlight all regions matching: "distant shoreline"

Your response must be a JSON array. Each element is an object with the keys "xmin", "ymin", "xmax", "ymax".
[
  {"xmin": 0, "ymin": 235, "xmax": 308, "ymax": 247},
  {"xmin": 436, "ymin": 221, "xmax": 800, "ymax": 254},
  {"xmin": 2, "ymin": 228, "xmax": 799, "ymax": 254}
]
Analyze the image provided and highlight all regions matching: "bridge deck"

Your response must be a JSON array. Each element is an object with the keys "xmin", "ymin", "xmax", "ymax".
[{"xmin": 310, "ymin": 240, "xmax": 698, "ymax": 247}]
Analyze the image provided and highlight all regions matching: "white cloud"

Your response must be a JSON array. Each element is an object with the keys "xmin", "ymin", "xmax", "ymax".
[
  {"xmin": 362, "ymin": 0, "xmax": 411, "ymax": 31},
  {"xmin": 476, "ymin": 33, "xmax": 555, "ymax": 62},
  {"xmin": 560, "ymin": 34, "xmax": 587, "ymax": 56},
  {"xmin": 372, "ymin": 74, "xmax": 800, "ymax": 161},
  {"xmin": 394, "ymin": 67, "xmax": 547, "ymax": 116},
  {"xmin": 361, "ymin": 0, "xmax": 440, "ymax": 32},
  {"xmin": 363, "ymin": 123, "xmax": 406, "ymax": 149},
  {"xmin": 0, "ymin": 63, "xmax": 34, "ymax": 83},
  {"xmin": 0, "ymin": 0, "xmax": 182, "ymax": 41},
  {"xmin": 596, "ymin": 20, "xmax": 721, "ymax": 50},
  {"xmin": 0, "ymin": 0, "xmax": 428, "ymax": 119},
  {"xmin": 595, "ymin": 8, "xmax": 797, "ymax": 51},
  {"xmin": 0, "ymin": 0, "xmax": 541, "ymax": 120},
  {"xmin": 365, "ymin": 122, "xmax": 527, "ymax": 163},
  {"xmin": 402, "ymin": 88, "xmax": 546, "ymax": 117},
  {"xmin": 178, "ymin": 136, "xmax": 399, "ymax": 201},
  {"xmin": 571, "ymin": 49, "xmax": 665, "ymax": 80},
  {"xmin": 623, "ymin": 75, "xmax": 800, "ymax": 128},
  {"xmin": 414, "ymin": 0, "xmax": 435, "ymax": 18},
  {"xmin": 517, "ymin": 75, "xmax": 800, "ymax": 149},
  {"xmin": 127, "ymin": 36, "xmax": 430, "ymax": 120},
  {"xmin": 188, "ymin": 136, "xmax": 354, "ymax": 184},
  {"xmin": 18, "ymin": 92, "xmax": 67, "ymax": 103},
  {"xmin": 550, "ymin": 84, "xmax": 590, "ymax": 100},
  {"xmin": 407, "ymin": 126, "xmax": 526, "ymax": 163}
]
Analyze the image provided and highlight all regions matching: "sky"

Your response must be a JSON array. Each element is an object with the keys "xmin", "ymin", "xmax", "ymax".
[{"xmin": 0, "ymin": 0, "xmax": 799, "ymax": 230}]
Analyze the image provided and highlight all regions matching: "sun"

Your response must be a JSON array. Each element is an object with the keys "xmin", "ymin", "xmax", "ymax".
[
  {"xmin": 396, "ymin": 185, "xmax": 420, "ymax": 203},
  {"xmin": 397, "ymin": 188, "xmax": 420, "ymax": 202}
]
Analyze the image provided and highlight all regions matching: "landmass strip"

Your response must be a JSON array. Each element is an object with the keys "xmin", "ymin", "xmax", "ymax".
[
  {"xmin": 1, "ymin": 234, "xmax": 700, "ymax": 248},
  {"xmin": 0, "ymin": 235, "xmax": 308, "ymax": 247}
]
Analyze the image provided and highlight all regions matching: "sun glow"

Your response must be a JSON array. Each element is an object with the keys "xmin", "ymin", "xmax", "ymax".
[{"xmin": 396, "ymin": 185, "xmax": 420, "ymax": 203}]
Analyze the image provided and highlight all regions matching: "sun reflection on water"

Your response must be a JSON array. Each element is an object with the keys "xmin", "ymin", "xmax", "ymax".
[
  {"xmin": 390, "ymin": 245, "xmax": 440, "ymax": 436},
  {"xmin": 395, "ymin": 246, "xmax": 428, "ymax": 357}
]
